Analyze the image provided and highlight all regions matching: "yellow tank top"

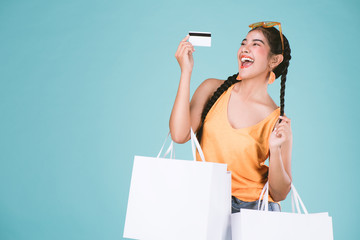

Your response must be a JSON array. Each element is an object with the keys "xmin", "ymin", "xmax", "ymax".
[{"xmin": 196, "ymin": 83, "xmax": 280, "ymax": 202}]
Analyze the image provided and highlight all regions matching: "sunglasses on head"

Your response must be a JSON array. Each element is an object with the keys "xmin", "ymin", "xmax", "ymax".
[{"xmin": 249, "ymin": 21, "xmax": 284, "ymax": 55}]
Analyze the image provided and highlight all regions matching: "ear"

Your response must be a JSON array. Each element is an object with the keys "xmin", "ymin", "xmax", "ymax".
[{"xmin": 270, "ymin": 54, "xmax": 284, "ymax": 69}]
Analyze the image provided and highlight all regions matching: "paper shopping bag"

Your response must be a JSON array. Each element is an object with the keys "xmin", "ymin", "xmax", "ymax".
[
  {"xmin": 123, "ymin": 129, "xmax": 232, "ymax": 240},
  {"xmin": 231, "ymin": 182, "xmax": 333, "ymax": 240}
]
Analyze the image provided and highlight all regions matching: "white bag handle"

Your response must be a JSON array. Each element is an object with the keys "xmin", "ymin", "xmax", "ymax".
[
  {"xmin": 257, "ymin": 182, "xmax": 269, "ymax": 211},
  {"xmin": 257, "ymin": 182, "xmax": 308, "ymax": 214},
  {"xmin": 156, "ymin": 128, "xmax": 205, "ymax": 162},
  {"xmin": 156, "ymin": 131, "xmax": 175, "ymax": 159},
  {"xmin": 291, "ymin": 183, "xmax": 308, "ymax": 214},
  {"xmin": 190, "ymin": 128, "xmax": 205, "ymax": 162}
]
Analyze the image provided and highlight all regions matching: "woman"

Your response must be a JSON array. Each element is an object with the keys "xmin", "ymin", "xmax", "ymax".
[{"xmin": 169, "ymin": 22, "xmax": 292, "ymax": 212}]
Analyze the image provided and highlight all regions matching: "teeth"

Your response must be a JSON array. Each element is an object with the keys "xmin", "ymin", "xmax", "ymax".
[{"xmin": 241, "ymin": 57, "xmax": 254, "ymax": 63}]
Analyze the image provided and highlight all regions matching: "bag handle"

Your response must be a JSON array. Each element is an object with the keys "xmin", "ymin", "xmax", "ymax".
[
  {"xmin": 156, "ymin": 131, "xmax": 175, "ymax": 159},
  {"xmin": 257, "ymin": 182, "xmax": 308, "ymax": 214},
  {"xmin": 291, "ymin": 183, "xmax": 308, "ymax": 214},
  {"xmin": 156, "ymin": 128, "xmax": 205, "ymax": 162},
  {"xmin": 190, "ymin": 128, "xmax": 205, "ymax": 162},
  {"xmin": 257, "ymin": 182, "xmax": 269, "ymax": 211}
]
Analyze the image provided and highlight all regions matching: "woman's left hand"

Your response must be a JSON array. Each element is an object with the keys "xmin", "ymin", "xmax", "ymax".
[{"xmin": 269, "ymin": 115, "xmax": 292, "ymax": 149}]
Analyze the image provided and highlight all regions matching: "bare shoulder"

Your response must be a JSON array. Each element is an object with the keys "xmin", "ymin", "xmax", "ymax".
[
  {"xmin": 194, "ymin": 78, "xmax": 224, "ymax": 98},
  {"xmin": 256, "ymin": 95, "xmax": 279, "ymax": 118},
  {"xmin": 200, "ymin": 78, "xmax": 224, "ymax": 88},
  {"xmin": 190, "ymin": 78, "xmax": 224, "ymax": 114}
]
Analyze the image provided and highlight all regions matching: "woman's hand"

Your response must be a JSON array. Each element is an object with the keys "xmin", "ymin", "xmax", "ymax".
[
  {"xmin": 269, "ymin": 115, "xmax": 293, "ymax": 149},
  {"xmin": 175, "ymin": 35, "xmax": 195, "ymax": 73}
]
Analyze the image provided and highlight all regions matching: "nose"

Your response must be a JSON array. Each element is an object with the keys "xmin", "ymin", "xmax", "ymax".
[{"xmin": 241, "ymin": 45, "xmax": 250, "ymax": 54}]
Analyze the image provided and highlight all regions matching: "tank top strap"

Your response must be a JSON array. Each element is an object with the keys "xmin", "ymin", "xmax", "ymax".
[{"xmin": 205, "ymin": 83, "xmax": 236, "ymax": 122}]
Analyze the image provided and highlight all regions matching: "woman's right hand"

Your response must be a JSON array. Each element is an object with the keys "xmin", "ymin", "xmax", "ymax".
[{"xmin": 175, "ymin": 35, "xmax": 195, "ymax": 73}]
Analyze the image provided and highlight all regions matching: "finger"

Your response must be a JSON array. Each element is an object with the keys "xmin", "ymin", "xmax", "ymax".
[
  {"xmin": 186, "ymin": 41, "xmax": 194, "ymax": 49},
  {"xmin": 182, "ymin": 42, "xmax": 195, "ymax": 52},
  {"xmin": 276, "ymin": 124, "xmax": 291, "ymax": 134},
  {"xmin": 275, "ymin": 125, "xmax": 285, "ymax": 131},
  {"xmin": 176, "ymin": 38, "xmax": 191, "ymax": 56},
  {"xmin": 181, "ymin": 35, "xmax": 190, "ymax": 42},
  {"xmin": 277, "ymin": 120, "xmax": 290, "ymax": 129},
  {"xmin": 182, "ymin": 45, "xmax": 195, "ymax": 55},
  {"xmin": 178, "ymin": 46, "xmax": 186, "ymax": 59},
  {"xmin": 175, "ymin": 44, "xmax": 183, "ymax": 58},
  {"xmin": 179, "ymin": 43, "xmax": 194, "ymax": 54},
  {"xmin": 276, "ymin": 129, "xmax": 285, "ymax": 137},
  {"xmin": 276, "ymin": 122, "xmax": 290, "ymax": 129},
  {"xmin": 176, "ymin": 41, "xmax": 188, "ymax": 53},
  {"xmin": 279, "ymin": 116, "xmax": 289, "ymax": 122},
  {"xmin": 178, "ymin": 43, "xmax": 190, "ymax": 55},
  {"xmin": 279, "ymin": 115, "xmax": 291, "ymax": 124},
  {"xmin": 178, "ymin": 45, "xmax": 194, "ymax": 60},
  {"xmin": 182, "ymin": 41, "xmax": 194, "ymax": 49},
  {"xmin": 275, "ymin": 128, "xmax": 285, "ymax": 136},
  {"xmin": 189, "ymin": 44, "xmax": 195, "ymax": 52},
  {"xmin": 273, "ymin": 119, "xmax": 281, "ymax": 131},
  {"xmin": 271, "ymin": 128, "xmax": 282, "ymax": 137}
]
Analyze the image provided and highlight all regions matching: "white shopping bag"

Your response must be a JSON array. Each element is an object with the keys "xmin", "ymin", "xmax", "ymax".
[
  {"xmin": 123, "ymin": 129, "xmax": 232, "ymax": 240},
  {"xmin": 231, "ymin": 182, "xmax": 333, "ymax": 240}
]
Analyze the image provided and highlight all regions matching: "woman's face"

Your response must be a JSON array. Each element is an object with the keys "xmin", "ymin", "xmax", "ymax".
[{"xmin": 237, "ymin": 30, "xmax": 272, "ymax": 80}]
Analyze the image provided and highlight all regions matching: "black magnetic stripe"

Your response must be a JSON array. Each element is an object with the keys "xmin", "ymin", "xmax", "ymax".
[{"xmin": 189, "ymin": 32, "xmax": 211, "ymax": 37}]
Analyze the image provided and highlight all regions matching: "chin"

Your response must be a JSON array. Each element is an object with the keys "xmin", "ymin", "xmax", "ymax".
[{"xmin": 237, "ymin": 71, "xmax": 248, "ymax": 79}]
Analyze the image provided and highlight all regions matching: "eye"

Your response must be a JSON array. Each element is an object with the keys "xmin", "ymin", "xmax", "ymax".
[
  {"xmin": 241, "ymin": 42, "xmax": 245, "ymax": 46},
  {"xmin": 253, "ymin": 43, "xmax": 260, "ymax": 46}
]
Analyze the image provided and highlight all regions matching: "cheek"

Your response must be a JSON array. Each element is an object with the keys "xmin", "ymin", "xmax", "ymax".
[
  {"xmin": 237, "ymin": 48, "xmax": 242, "ymax": 57},
  {"xmin": 256, "ymin": 47, "xmax": 268, "ymax": 56},
  {"xmin": 254, "ymin": 48, "xmax": 270, "ymax": 67}
]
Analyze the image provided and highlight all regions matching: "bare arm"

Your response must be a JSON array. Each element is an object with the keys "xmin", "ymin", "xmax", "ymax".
[
  {"xmin": 169, "ymin": 70, "xmax": 192, "ymax": 143},
  {"xmin": 169, "ymin": 76, "xmax": 223, "ymax": 143},
  {"xmin": 268, "ymin": 115, "xmax": 293, "ymax": 201},
  {"xmin": 169, "ymin": 35, "xmax": 223, "ymax": 143}
]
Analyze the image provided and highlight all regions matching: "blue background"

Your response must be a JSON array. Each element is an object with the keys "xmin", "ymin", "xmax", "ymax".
[{"xmin": 1, "ymin": 0, "xmax": 359, "ymax": 239}]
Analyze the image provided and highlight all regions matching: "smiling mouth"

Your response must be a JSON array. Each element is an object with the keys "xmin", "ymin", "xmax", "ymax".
[{"xmin": 240, "ymin": 56, "xmax": 254, "ymax": 69}]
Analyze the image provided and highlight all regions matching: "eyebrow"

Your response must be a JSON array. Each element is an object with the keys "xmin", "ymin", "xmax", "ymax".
[{"xmin": 242, "ymin": 38, "xmax": 265, "ymax": 44}]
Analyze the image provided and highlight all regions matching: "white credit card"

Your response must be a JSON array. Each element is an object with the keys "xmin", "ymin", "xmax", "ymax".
[{"xmin": 188, "ymin": 31, "xmax": 211, "ymax": 47}]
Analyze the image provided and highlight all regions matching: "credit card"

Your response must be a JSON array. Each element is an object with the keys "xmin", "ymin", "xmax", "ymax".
[{"xmin": 188, "ymin": 31, "xmax": 211, "ymax": 47}]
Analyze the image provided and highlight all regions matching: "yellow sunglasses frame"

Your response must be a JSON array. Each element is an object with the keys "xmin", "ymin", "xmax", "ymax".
[{"xmin": 249, "ymin": 21, "xmax": 284, "ymax": 55}]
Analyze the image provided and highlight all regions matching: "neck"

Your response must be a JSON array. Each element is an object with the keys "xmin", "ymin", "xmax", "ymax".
[{"xmin": 234, "ymin": 74, "xmax": 269, "ymax": 102}]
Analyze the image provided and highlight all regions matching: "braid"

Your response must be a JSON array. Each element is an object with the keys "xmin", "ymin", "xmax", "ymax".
[
  {"xmin": 252, "ymin": 26, "xmax": 292, "ymax": 122},
  {"xmin": 280, "ymin": 71, "xmax": 287, "ymax": 117},
  {"xmin": 196, "ymin": 73, "xmax": 240, "ymax": 142},
  {"xmin": 276, "ymin": 35, "xmax": 291, "ymax": 121}
]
